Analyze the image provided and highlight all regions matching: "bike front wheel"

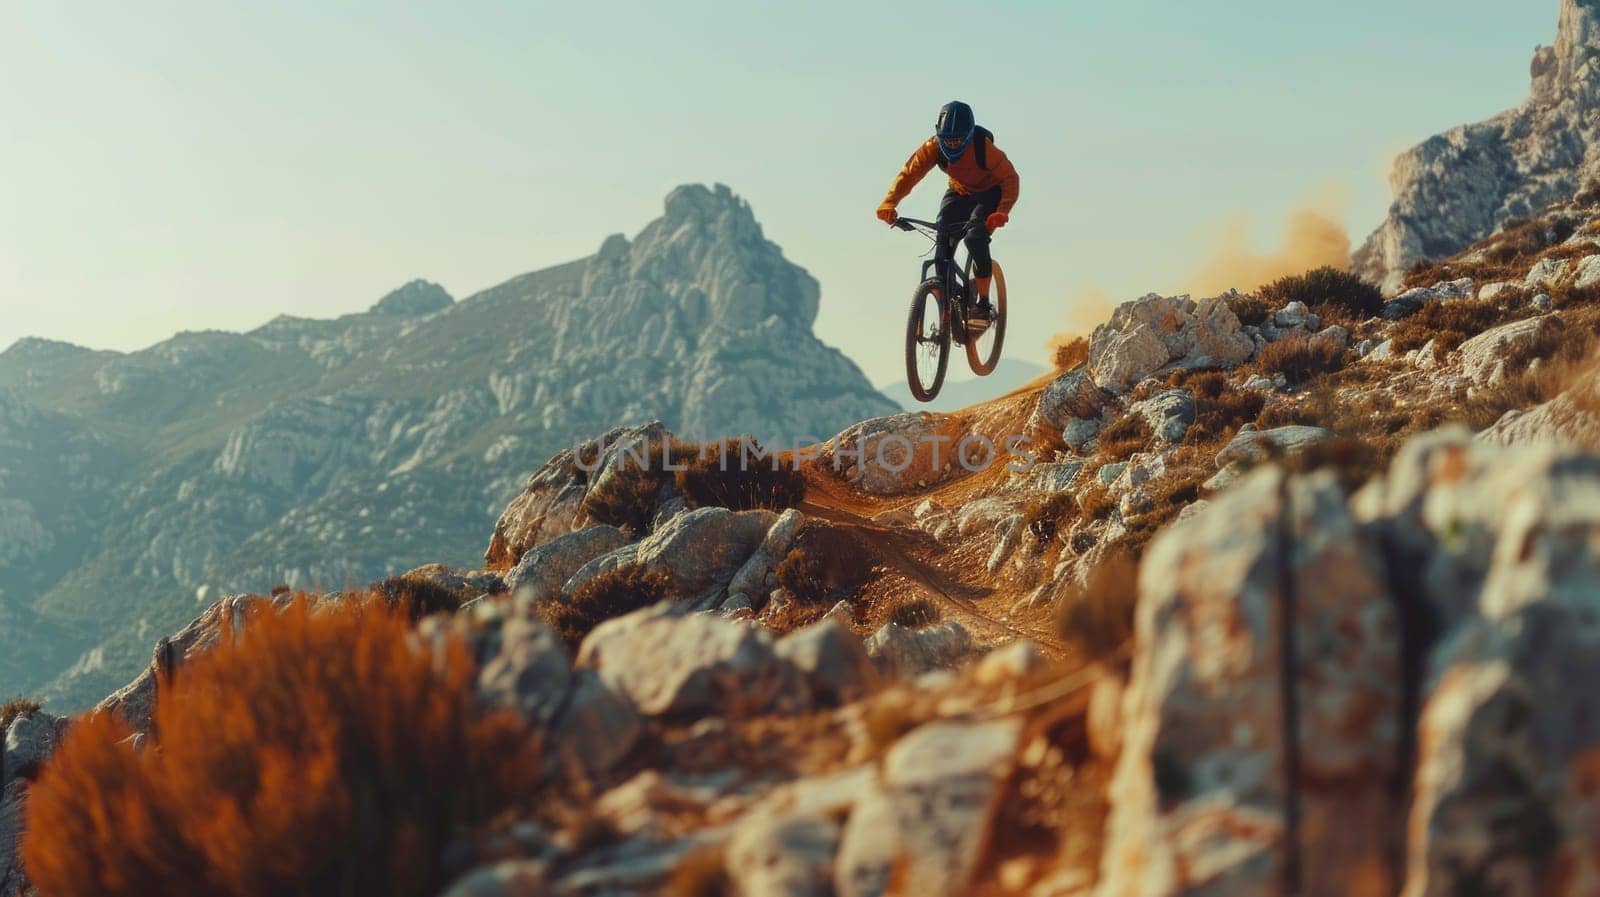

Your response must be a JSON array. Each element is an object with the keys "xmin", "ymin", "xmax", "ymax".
[
  {"xmin": 905, "ymin": 278, "xmax": 950, "ymax": 403},
  {"xmin": 964, "ymin": 258, "xmax": 1007, "ymax": 376}
]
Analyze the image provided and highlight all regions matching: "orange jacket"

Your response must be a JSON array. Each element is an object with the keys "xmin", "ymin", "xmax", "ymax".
[{"xmin": 882, "ymin": 135, "xmax": 1020, "ymax": 215}]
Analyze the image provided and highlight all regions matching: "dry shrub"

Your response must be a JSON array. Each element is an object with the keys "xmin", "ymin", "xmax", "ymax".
[
  {"xmin": 581, "ymin": 438, "xmax": 699, "ymax": 535},
  {"xmin": 668, "ymin": 848, "xmax": 732, "ymax": 897},
  {"xmin": 888, "ymin": 597, "xmax": 940, "ymax": 630},
  {"xmin": 1095, "ymin": 413, "xmax": 1151, "ymax": 459},
  {"xmin": 22, "ymin": 598, "xmax": 541, "ymax": 897},
  {"xmin": 775, "ymin": 522, "xmax": 875, "ymax": 603},
  {"xmin": 1273, "ymin": 437, "xmax": 1384, "ymax": 494},
  {"xmin": 542, "ymin": 567, "xmax": 671, "ymax": 648},
  {"xmin": 1052, "ymin": 336, "xmax": 1089, "ymax": 370},
  {"xmin": 370, "ymin": 573, "xmax": 466, "ymax": 621},
  {"xmin": 1388, "ymin": 296, "xmax": 1532, "ymax": 354},
  {"xmin": 1054, "ymin": 553, "xmax": 1139, "ymax": 665},
  {"xmin": 1225, "ymin": 293, "xmax": 1272, "ymax": 327},
  {"xmin": 1404, "ymin": 216, "xmax": 1582, "ymax": 289},
  {"xmin": 1115, "ymin": 473, "xmax": 1206, "ymax": 557},
  {"xmin": 1075, "ymin": 485, "xmax": 1117, "ymax": 522},
  {"xmin": 1548, "ymin": 281, "xmax": 1600, "ymax": 311},
  {"xmin": 1259, "ymin": 333, "xmax": 1344, "ymax": 385},
  {"xmin": 1025, "ymin": 491, "xmax": 1080, "ymax": 543},
  {"xmin": 675, "ymin": 437, "xmax": 806, "ymax": 512},
  {"xmin": 1, "ymin": 696, "xmax": 41, "ymax": 734},
  {"xmin": 1184, "ymin": 383, "xmax": 1265, "ymax": 445},
  {"xmin": 1258, "ymin": 266, "xmax": 1383, "ymax": 320}
]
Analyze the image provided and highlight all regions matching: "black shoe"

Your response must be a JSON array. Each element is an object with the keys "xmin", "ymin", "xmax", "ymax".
[{"xmin": 967, "ymin": 299, "xmax": 994, "ymax": 336}]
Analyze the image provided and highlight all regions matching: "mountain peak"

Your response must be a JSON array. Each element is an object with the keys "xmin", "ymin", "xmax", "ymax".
[{"xmin": 369, "ymin": 280, "xmax": 453, "ymax": 317}]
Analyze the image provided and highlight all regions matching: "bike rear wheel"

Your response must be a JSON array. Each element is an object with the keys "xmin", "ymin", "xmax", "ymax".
[
  {"xmin": 964, "ymin": 258, "xmax": 1007, "ymax": 376},
  {"xmin": 905, "ymin": 278, "xmax": 950, "ymax": 402}
]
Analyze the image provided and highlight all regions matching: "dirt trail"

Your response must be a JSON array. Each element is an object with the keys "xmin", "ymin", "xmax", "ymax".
[{"xmin": 793, "ymin": 373, "xmax": 1068, "ymax": 656}]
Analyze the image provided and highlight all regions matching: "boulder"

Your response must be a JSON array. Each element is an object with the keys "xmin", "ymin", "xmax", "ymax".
[
  {"xmin": 1214, "ymin": 424, "xmax": 1335, "ymax": 469},
  {"xmin": 824, "ymin": 413, "xmax": 961, "ymax": 495},
  {"xmin": 775, "ymin": 618, "xmax": 880, "ymax": 705},
  {"xmin": 1479, "ymin": 366, "xmax": 1600, "ymax": 450},
  {"xmin": 835, "ymin": 719, "xmax": 1021, "ymax": 897},
  {"xmin": 1274, "ymin": 300, "xmax": 1310, "ymax": 329},
  {"xmin": 1478, "ymin": 281, "xmax": 1518, "ymax": 301},
  {"xmin": 1087, "ymin": 294, "xmax": 1254, "ymax": 393},
  {"xmin": 1523, "ymin": 255, "xmax": 1570, "ymax": 288},
  {"xmin": 1063, "ymin": 417, "xmax": 1101, "ymax": 451},
  {"xmin": 486, "ymin": 424, "xmax": 661, "ymax": 567},
  {"xmin": 477, "ymin": 617, "xmax": 572, "ymax": 726},
  {"xmin": 1311, "ymin": 324, "xmax": 1349, "ymax": 350},
  {"xmin": 1036, "ymin": 369, "xmax": 1111, "ymax": 430},
  {"xmin": 1129, "ymin": 389, "xmax": 1196, "ymax": 444},
  {"xmin": 725, "ymin": 814, "xmax": 842, "ymax": 897},
  {"xmin": 576, "ymin": 602, "xmax": 805, "ymax": 718},
  {"xmin": 1457, "ymin": 316, "xmax": 1550, "ymax": 384},
  {"xmin": 629, "ymin": 506, "xmax": 775, "ymax": 605},
  {"xmin": 864, "ymin": 621, "xmax": 973, "ymax": 679},
  {"xmin": 2, "ymin": 709, "xmax": 64, "ymax": 783},
  {"xmin": 1097, "ymin": 468, "xmax": 1400, "ymax": 897},
  {"xmin": 1575, "ymin": 253, "xmax": 1600, "ymax": 290},
  {"xmin": 551, "ymin": 670, "xmax": 643, "ymax": 775},
  {"xmin": 1382, "ymin": 278, "xmax": 1474, "ymax": 320},
  {"xmin": 726, "ymin": 508, "xmax": 804, "ymax": 604},
  {"xmin": 504, "ymin": 525, "xmax": 629, "ymax": 605}
]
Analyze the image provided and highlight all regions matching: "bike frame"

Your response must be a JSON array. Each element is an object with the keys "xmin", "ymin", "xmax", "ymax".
[{"xmin": 895, "ymin": 217, "xmax": 974, "ymax": 314}]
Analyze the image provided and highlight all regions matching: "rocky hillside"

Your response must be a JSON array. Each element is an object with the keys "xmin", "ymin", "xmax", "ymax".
[
  {"xmin": 0, "ymin": 183, "xmax": 896, "ymax": 708},
  {"xmin": 1356, "ymin": 0, "xmax": 1600, "ymax": 291},
  {"xmin": 7, "ymin": 183, "xmax": 1600, "ymax": 895}
]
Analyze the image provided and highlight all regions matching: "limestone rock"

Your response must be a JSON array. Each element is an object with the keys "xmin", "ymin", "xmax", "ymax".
[
  {"xmin": 477, "ymin": 617, "xmax": 572, "ymax": 726},
  {"xmin": 1457, "ymin": 316, "xmax": 1550, "ymax": 384},
  {"xmin": 823, "ymin": 413, "xmax": 958, "ymax": 495},
  {"xmin": 1087, "ymin": 294, "xmax": 1254, "ymax": 393},
  {"xmin": 1129, "ymin": 389, "xmax": 1196, "ymax": 444},
  {"xmin": 1214, "ymin": 424, "xmax": 1335, "ymax": 469},
  {"xmin": 504, "ymin": 525, "xmax": 629, "ymax": 605},
  {"xmin": 1355, "ymin": 1, "xmax": 1600, "ymax": 290},
  {"xmin": 725, "ymin": 814, "xmax": 842, "ymax": 897},
  {"xmin": 1036, "ymin": 369, "xmax": 1110, "ymax": 430},
  {"xmin": 775, "ymin": 618, "xmax": 880, "ymax": 705},
  {"xmin": 576, "ymin": 602, "xmax": 804, "ymax": 717},
  {"xmin": 864, "ymin": 621, "xmax": 973, "ymax": 679}
]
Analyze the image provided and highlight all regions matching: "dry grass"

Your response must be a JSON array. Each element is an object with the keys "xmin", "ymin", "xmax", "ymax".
[
  {"xmin": 23, "ymin": 598, "xmax": 542, "ymax": 897},
  {"xmin": 541, "ymin": 567, "xmax": 672, "ymax": 648},
  {"xmin": 581, "ymin": 439, "xmax": 700, "ymax": 535},
  {"xmin": 1024, "ymin": 491, "xmax": 1080, "ymax": 544},
  {"xmin": 1075, "ymin": 485, "xmax": 1117, "ymax": 523},
  {"xmin": 1054, "ymin": 553, "xmax": 1138, "ymax": 665},
  {"xmin": 1183, "ymin": 379, "xmax": 1265, "ymax": 445},
  {"xmin": 775, "ymin": 521, "xmax": 875, "ymax": 604},
  {"xmin": 1402, "ymin": 215, "xmax": 1582, "ymax": 289},
  {"xmin": 676, "ymin": 437, "xmax": 806, "ymax": 512},
  {"xmin": 1258, "ymin": 266, "xmax": 1384, "ymax": 321},
  {"xmin": 1094, "ymin": 413, "xmax": 1151, "ymax": 460},
  {"xmin": 1258, "ymin": 333, "xmax": 1345, "ymax": 386},
  {"xmin": 1, "ymin": 696, "xmax": 41, "ymax": 734},
  {"xmin": 1388, "ymin": 296, "xmax": 1535, "ymax": 354}
]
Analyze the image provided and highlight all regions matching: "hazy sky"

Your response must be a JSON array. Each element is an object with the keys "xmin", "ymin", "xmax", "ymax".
[{"xmin": 1, "ymin": 1, "xmax": 1558, "ymax": 385}]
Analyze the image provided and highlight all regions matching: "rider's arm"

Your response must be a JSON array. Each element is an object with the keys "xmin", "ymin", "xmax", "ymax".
[
  {"xmin": 882, "ymin": 139, "xmax": 940, "ymax": 206},
  {"xmin": 988, "ymin": 141, "xmax": 1020, "ymax": 215}
]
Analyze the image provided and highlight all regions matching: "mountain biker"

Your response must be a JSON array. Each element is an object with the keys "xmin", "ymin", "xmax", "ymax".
[{"xmin": 876, "ymin": 100, "xmax": 1019, "ymax": 334}]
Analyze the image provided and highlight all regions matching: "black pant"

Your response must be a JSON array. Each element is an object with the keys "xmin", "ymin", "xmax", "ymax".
[{"xmin": 937, "ymin": 186, "xmax": 1001, "ymax": 279}]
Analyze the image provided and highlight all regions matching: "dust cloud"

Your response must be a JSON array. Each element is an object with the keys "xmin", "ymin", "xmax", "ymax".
[{"xmin": 1186, "ymin": 187, "xmax": 1353, "ymax": 295}]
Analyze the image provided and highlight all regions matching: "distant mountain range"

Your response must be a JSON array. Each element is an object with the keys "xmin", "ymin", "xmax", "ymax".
[
  {"xmin": 0, "ymin": 184, "xmax": 897, "ymax": 708},
  {"xmin": 879, "ymin": 358, "xmax": 1049, "ymax": 413}
]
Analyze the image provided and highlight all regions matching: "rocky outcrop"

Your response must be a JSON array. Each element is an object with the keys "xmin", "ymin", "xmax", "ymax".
[
  {"xmin": 1356, "ymin": 1, "xmax": 1600, "ymax": 291},
  {"xmin": 1087, "ymin": 294, "xmax": 1254, "ymax": 393}
]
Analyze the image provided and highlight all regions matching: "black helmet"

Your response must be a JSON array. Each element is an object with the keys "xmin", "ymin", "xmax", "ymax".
[{"xmin": 935, "ymin": 101, "xmax": 976, "ymax": 162}]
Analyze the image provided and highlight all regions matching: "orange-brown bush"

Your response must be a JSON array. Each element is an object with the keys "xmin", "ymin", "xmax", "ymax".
[
  {"xmin": 1388, "ymin": 296, "xmax": 1532, "ymax": 354},
  {"xmin": 541, "ymin": 567, "xmax": 671, "ymax": 648},
  {"xmin": 1052, "ymin": 336, "xmax": 1090, "ymax": 370},
  {"xmin": 1054, "ymin": 552, "xmax": 1139, "ymax": 666},
  {"xmin": 1258, "ymin": 266, "xmax": 1384, "ymax": 321},
  {"xmin": 580, "ymin": 438, "xmax": 699, "ymax": 535},
  {"xmin": 1025, "ymin": 491, "xmax": 1080, "ymax": 543},
  {"xmin": 22, "ymin": 598, "xmax": 541, "ymax": 897},
  {"xmin": 1225, "ymin": 294, "xmax": 1272, "ymax": 327},
  {"xmin": 1095, "ymin": 413, "xmax": 1151, "ymax": 459},
  {"xmin": 0, "ymin": 695, "xmax": 40, "ymax": 734},
  {"xmin": 1258, "ymin": 333, "xmax": 1344, "ymax": 386},
  {"xmin": 1183, "ymin": 383, "xmax": 1265, "ymax": 445},
  {"xmin": 675, "ymin": 437, "xmax": 806, "ymax": 512},
  {"xmin": 775, "ymin": 522, "xmax": 875, "ymax": 603}
]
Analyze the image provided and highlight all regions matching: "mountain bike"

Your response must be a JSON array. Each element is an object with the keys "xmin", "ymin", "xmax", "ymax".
[{"xmin": 894, "ymin": 216, "xmax": 1008, "ymax": 403}]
